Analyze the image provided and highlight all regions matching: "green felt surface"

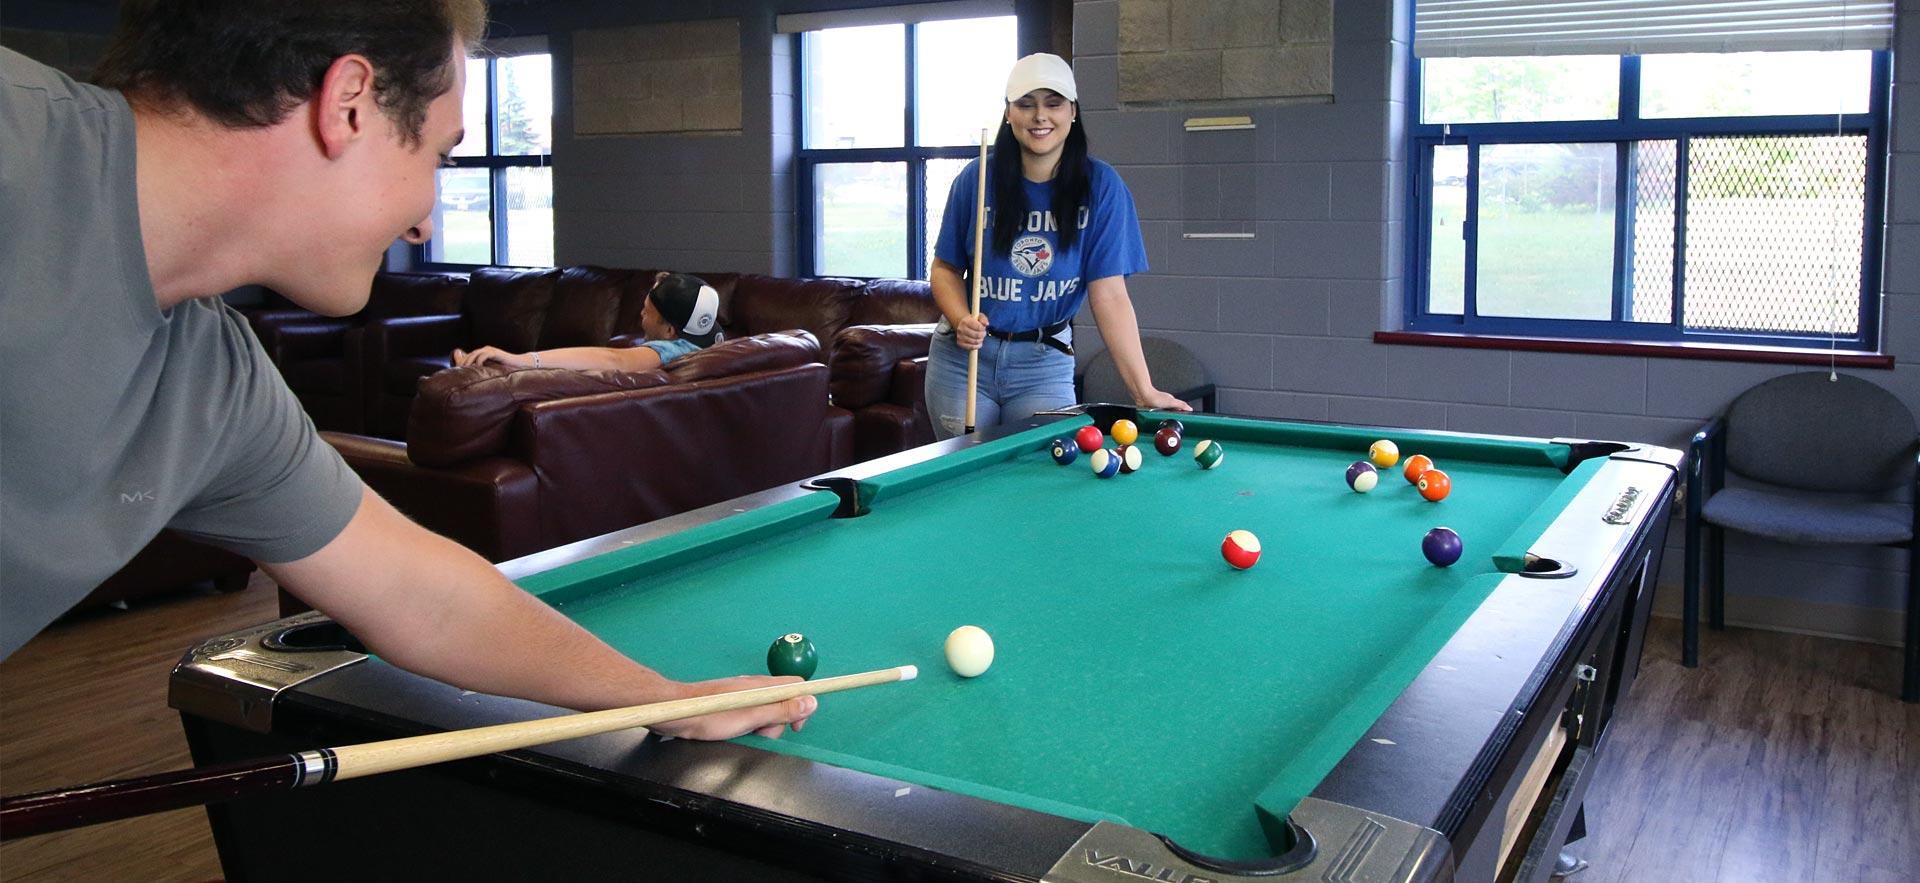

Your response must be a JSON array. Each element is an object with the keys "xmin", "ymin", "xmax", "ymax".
[{"xmin": 529, "ymin": 416, "xmax": 1591, "ymax": 860}]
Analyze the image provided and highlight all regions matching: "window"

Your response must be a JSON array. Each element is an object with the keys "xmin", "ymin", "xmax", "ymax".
[
  {"xmin": 1408, "ymin": 2, "xmax": 1894, "ymax": 350},
  {"xmin": 794, "ymin": 15, "xmax": 1016, "ymax": 279},
  {"xmin": 421, "ymin": 51, "xmax": 553, "ymax": 268}
]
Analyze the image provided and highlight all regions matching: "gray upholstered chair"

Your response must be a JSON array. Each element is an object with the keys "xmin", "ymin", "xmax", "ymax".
[
  {"xmin": 1076, "ymin": 337, "xmax": 1217, "ymax": 411},
  {"xmin": 1684, "ymin": 371, "xmax": 1918, "ymax": 702}
]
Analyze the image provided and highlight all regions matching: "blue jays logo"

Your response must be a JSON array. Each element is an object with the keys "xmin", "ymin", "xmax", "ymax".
[{"xmin": 1011, "ymin": 235, "xmax": 1053, "ymax": 277}]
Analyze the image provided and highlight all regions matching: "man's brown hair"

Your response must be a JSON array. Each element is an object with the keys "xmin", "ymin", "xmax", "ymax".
[{"xmin": 94, "ymin": 0, "xmax": 488, "ymax": 145}]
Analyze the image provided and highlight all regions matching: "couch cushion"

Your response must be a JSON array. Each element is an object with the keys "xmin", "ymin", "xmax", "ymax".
[
  {"xmin": 720, "ymin": 275, "xmax": 860, "ymax": 350},
  {"xmin": 386, "ymin": 355, "xmax": 453, "ymax": 395},
  {"xmin": 666, "ymin": 330, "xmax": 823, "ymax": 384},
  {"xmin": 850, "ymin": 279, "xmax": 940, "ymax": 326},
  {"xmin": 365, "ymin": 272, "xmax": 468, "ymax": 322},
  {"xmin": 408, "ymin": 365, "xmax": 671, "ymax": 467},
  {"xmin": 538, "ymin": 266, "xmax": 635, "ymax": 349},
  {"xmin": 282, "ymin": 359, "xmax": 348, "ymax": 395},
  {"xmin": 466, "ymin": 267, "xmax": 560, "ymax": 352}
]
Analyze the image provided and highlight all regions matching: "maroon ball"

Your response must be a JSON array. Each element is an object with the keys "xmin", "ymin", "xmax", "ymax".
[{"xmin": 1153, "ymin": 426, "xmax": 1183, "ymax": 456}]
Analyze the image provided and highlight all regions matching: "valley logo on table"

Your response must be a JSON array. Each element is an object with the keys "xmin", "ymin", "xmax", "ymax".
[{"xmin": 1077, "ymin": 848, "xmax": 1218, "ymax": 883}]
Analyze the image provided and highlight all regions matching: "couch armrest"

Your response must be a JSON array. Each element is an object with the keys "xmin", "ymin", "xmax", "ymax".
[
  {"xmin": 888, "ymin": 356, "xmax": 928, "ymax": 407},
  {"xmin": 322, "ymin": 431, "xmax": 542, "ymax": 562},
  {"xmin": 260, "ymin": 319, "xmax": 354, "ymax": 365},
  {"xmin": 828, "ymin": 323, "xmax": 934, "ymax": 409}
]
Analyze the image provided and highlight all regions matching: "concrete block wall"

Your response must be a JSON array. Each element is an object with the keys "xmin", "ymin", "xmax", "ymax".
[
  {"xmin": 1115, "ymin": 0, "xmax": 1332, "ymax": 104},
  {"xmin": 522, "ymin": 0, "xmax": 1057, "ymax": 274},
  {"xmin": 513, "ymin": 2, "xmax": 792, "ymax": 273},
  {"xmin": 1073, "ymin": 0, "xmax": 1920, "ymax": 643},
  {"xmin": 572, "ymin": 19, "xmax": 745, "ymax": 136}
]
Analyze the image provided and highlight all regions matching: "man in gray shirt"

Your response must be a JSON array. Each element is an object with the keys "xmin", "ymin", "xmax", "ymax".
[{"xmin": 0, "ymin": 0, "xmax": 814, "ymax": 740}]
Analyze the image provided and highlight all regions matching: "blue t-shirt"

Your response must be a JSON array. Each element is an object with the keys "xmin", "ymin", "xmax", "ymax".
[
  {"xmin": 640, "ymin": 338, "xmax": 702, "ymax": 365},
  {"xmin": 934, "ymin": 157, "xmax": 1147, "ymax": 332}
]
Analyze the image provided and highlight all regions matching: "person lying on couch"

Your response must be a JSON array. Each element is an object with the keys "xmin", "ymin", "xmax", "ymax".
[{"xmin": 454, "ymin": 272, "xmax": 721, "ymax": 371}]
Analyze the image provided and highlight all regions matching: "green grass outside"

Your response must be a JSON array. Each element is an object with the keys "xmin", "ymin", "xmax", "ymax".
[
  {"xmin": 819, "ymin": 202, "xmax": 907, "ymax": 278},
  {"xmin": 1426, "ymin": 190, "xmax": 1614, "ymax": 320},
  {"xmin": 435, "ymin": 209, "xmax": 553, "ymax": 267}
]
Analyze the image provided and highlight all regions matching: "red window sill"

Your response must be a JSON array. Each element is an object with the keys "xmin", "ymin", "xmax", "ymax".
[{"xmin": 1373, "ymin": 331, "xmax": 1894, "ymax": 369}]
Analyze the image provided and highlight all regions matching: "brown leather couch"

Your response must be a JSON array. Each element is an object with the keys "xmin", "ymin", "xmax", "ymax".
[
  {"xmin": 324, "ymin": 330, "xmax": 852, "ymax": 562},
  {"xmin": 72, "ymin": 530, "xmax": 256, "ymax": 615},
  {"xmin": 361, "ymin": 266, "xmax": 740, "ymax": 439},
  {"xmin": 249, "ymin": 272, "xmax": 467, "ymax": 433},
  {"xmin": 354, "ymin": 268, "xmax": 941, "ymax": 458}
]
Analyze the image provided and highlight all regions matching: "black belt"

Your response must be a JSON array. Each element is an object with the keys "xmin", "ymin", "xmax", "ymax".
[{"xmin": 984, "ymin": 319, "xmax": 1074, "ymax": 356}]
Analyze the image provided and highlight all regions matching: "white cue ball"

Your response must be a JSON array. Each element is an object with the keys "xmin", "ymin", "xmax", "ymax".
[{"xmin": 944, "ymin": 625, "xmax": 995, "ymax": 678}]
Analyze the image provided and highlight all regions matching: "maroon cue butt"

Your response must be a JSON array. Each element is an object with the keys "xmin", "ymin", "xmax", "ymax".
[{"xmin": 0, "ymin": 751, "xmax": 327, "ymax": 840}]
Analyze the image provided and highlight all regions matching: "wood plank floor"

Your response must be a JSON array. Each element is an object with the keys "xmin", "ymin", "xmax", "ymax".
[{"xmin": 1, "ymin": 578, "xmax": 1914, "ymax": 882}]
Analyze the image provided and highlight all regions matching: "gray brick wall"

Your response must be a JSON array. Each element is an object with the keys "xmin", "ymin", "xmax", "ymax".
[
  {"xmin": 1074, "ymin": 0, "xmax": 1920, "ymax": 637},
  {"xmin": 545, "ymin": 4, "xmax": 788, "ymax": 273}
]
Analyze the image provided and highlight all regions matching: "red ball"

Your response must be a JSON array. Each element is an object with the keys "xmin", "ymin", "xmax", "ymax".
[
  {"xmin": 1221, "ymin": 530, "xmax": 1261, "ymax": 570},
  {"xmin": 1153, "ymin": 426, "xmax": 1182, "ymax": 456},
  {"xmin": 1417, "ymin": 468, "xmax": 1452, "ymax": 502},
  {"xmin": 1074, "ymin": 425, "xmax": 1104, "ymax": 453},
  {"xmin": 1402, "ymin": 454, "xmax": 1434, "ymax": 485}
]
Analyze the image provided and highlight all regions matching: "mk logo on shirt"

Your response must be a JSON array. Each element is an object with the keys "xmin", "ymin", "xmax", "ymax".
[{"xmin": 119, "ymin": 490, "xmax": 156, "ymax": 504}]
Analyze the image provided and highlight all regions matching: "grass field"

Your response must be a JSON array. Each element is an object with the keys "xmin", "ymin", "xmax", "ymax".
[
  {"xmin": 1425, "ymin": 190, "xmax": 1861, "ymax": 332},
  {"xmin": 435, "ymin": 208, "xmax": 553, "ymax": 267}
]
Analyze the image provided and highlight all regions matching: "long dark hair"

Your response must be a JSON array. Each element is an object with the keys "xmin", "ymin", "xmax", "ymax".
[{"xmin": 988, "ymin": 110, "xmax": 1091, "ymax": 256}]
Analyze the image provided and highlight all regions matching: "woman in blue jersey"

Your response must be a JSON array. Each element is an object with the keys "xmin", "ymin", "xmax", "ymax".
[{"xmin": 925, "ymin": 53, "xmax": 1191, "ymax": 439}]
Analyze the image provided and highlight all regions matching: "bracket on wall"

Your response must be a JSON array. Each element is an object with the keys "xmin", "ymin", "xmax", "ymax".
[{"xmin": 1183, "ymin": 116, "xmax": 1256, "ymax": 132}]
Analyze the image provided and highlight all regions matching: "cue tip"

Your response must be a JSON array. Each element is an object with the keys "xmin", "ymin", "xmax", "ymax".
[{"xmin": 898, "ymin": 665, "xmax": 918, "ymax": 681}]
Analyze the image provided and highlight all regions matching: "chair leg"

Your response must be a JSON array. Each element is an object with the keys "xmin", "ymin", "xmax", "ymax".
[
  {"xmin": 1904, "ymin": 543, "xmax": 1918, "ymax": 703},
  {"xmin": 1683, "ymin": 508, "xmax": 1702, "ymax": 668},
  {"xmin": 1708, "ymin": 524, "xmax": 1727, "ymax": 631}
]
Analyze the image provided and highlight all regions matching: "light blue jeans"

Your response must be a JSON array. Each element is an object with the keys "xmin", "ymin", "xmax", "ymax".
[{"xmin": 924, "ymin": 326, "xmax": 1077, "ymax": 440}]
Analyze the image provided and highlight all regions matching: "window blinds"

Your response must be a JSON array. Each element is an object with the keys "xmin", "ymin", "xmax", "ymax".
[{"xmin": 1414, "ymin": 1, "xmax": 1896, "ymax": 57}]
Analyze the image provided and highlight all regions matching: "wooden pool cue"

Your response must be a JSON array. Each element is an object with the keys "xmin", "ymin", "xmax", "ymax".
[
  {"xmin": 0, "ymin": 665, "xmax": 917, "ymax": 841},
  {"xmin": 964, "ymin": 126, "xmax": 988, "ymax": 434}
]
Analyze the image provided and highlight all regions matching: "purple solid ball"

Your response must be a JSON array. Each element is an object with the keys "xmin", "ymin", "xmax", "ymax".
[{"xmin": 1422, "ymin": 527, "xmax": 1463, "ymax": 567}]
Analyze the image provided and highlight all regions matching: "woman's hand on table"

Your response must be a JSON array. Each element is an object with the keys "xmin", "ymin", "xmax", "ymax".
[{"xmin": 1136, "ymin": 388, "xmax": 1194, "ymax": 412}]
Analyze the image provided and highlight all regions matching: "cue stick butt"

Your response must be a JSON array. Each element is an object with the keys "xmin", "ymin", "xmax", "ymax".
[
  {"xmin": 0, "ymin": 665, "xmax": 914, "ymax": 840},
  {"xmin": 0, "ymin": 755, "xmax": 305, "ymax": 841}
]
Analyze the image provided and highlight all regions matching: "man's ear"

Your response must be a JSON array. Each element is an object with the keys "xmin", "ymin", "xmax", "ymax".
[{"xmin": 315, "ymin": 54, "xmax": 378, "ymax": 160}]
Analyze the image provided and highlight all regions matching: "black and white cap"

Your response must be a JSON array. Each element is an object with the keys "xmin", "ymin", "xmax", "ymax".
[{"xmin": 650, "ymin": 273, "xmax": 722, "ymax": 346}]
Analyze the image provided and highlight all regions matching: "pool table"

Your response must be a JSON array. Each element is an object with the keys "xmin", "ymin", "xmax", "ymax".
[{"xmin": 173, "ymin": 409, "xmax": 1680, "ymax": 883}]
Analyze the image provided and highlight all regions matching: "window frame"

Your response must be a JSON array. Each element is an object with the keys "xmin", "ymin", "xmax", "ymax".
[
  {"xmin": 794, "ymin": 20, "xmax": 1003, "ymax": 281},
  {"xmin": 1402, "ymin": 49, "xmax": 1894, "ymax": 351},
  {"xmin": 414, "ymin": 51, "xmax": 554, "ymax": 271}
]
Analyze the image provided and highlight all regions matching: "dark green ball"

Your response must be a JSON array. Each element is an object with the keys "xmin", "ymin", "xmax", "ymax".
[{"xmin": 767, "ymin": 633, "xmax": 818, "ymax": 679}]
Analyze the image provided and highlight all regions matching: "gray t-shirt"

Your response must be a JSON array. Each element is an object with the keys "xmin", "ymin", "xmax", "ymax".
[{"xmin": 0, "ymin": 49, "xmax": 364, "ymax": 659}]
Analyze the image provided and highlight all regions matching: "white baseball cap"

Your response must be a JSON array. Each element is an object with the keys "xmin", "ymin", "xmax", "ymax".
[{"xmin": 1004, "ymin": 53, "xmax": 1077, "ymax": 103}]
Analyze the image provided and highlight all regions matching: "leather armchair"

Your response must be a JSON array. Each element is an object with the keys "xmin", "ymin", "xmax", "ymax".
[{"xmin": 829, "ymin": 324, "xmax": 937, "ymax": 462}]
